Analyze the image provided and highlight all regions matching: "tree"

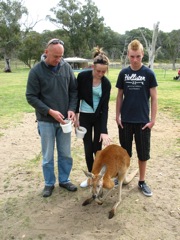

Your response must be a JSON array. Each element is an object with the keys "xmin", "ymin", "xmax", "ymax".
[
  {"xmin": 47, "ymin": 0, "xmax": 105, "ymax": 56},
  {"xmin": 0, "ymin": 0, "xmax": 28, "ymax": 72},
  {"xmin": 18, "ymin": 29, "xmax": 75, "ymax": 68},
  {"xmin": 18, "ymin": 31, "xmax": 44, "ymax": 68},
  {"xmin": 162, "ymin": 30, "xmax": 180, "ymax": 70},
  {"xmin": 140, "ymin": 22, "xmax": 161, "ymax": 70},
  {"xmin": 97, "ymin": 27, "xmax": 124, "ymax": 60}
]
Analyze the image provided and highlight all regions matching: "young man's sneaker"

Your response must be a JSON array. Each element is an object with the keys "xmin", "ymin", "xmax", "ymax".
[
  {"xmin": 138, "ymin": 182, "xmax": 153, "ymax": 197},
  {"xmin": 42, "ymin": 185, "xmax": 54, "ymax": 197},
  {"xmin": 80, "ymin": 179, "xmax": 88, "ymax": 188}
]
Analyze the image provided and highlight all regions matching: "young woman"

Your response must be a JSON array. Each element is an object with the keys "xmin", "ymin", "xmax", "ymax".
[{"xmin": 75, "ymin": 47, "xmax": 111, "ymax": 187}]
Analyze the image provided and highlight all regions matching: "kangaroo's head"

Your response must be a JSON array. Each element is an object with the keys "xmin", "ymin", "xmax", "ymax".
[{"xmin": 83, "ymin": 165, "xmax": 107, "ymax": 202}]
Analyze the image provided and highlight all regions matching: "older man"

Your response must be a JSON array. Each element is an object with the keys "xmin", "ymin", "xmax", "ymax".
[{"xmin": 26, "ymin": 39, "xmax": 78, "ymax": 197}]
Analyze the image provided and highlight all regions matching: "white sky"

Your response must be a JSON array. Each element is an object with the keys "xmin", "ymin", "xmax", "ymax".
[{"xmin": 23, "ymin": 0, "xmax": 180, "ymax": 34}]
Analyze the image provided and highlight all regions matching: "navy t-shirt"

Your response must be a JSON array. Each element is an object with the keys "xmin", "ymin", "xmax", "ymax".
[{"xmin": 116, "ymin": 65, "xmax": 158, "ymax": 123}]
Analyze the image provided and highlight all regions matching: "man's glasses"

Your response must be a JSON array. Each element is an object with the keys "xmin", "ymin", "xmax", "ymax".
[{"xmin": 47, "ymin": 39, "xmax": 64, "ymax": 47}]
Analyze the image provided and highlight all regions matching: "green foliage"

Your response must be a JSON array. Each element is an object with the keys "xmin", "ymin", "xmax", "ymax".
[
  {"xmin": 1, "ymin": 0, "xmax": 180, "ymax": 69},
  {"xmin": 0, "ymin": 0, "xmax": 28, "ymax": 58},
  {"xmin": 18, "ymin": 32, "xmax": 44, "ymax": 68},
  {"xmin": 48, "ymin": 0, "xmax": 105, "ymax": 56}
]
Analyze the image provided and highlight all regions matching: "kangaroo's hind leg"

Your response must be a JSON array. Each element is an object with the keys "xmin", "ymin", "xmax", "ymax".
[
  {"xmin": 108, "ymin": 169, "xmax": 126, "ymax": 219},
  {"xmin": 123, "ymin": 168, "xmax": 138, "ymax": 185}
]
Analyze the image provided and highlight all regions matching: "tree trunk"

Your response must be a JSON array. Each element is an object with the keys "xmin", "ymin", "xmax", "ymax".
[
  {"xmin": 4, "ymin": 58, "xmax": 11, "ymax": 72},
  {"xmin": 148, "ymin": 22, "xmax": 160, "ymax": 70},
  {"xmin": 172, "ymin": 60, "xmax": 176, "ymax": 70},
  {"xmin": 140, "ymin": 22, "xmax": 160, "ymax": 71}
]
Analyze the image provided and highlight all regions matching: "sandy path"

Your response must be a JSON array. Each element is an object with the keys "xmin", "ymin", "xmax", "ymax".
[{"xmin": 0, "ymin": 103, "xmax": 179, "ymax": 240}]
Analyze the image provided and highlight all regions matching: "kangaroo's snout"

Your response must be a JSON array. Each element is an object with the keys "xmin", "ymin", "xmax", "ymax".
[{"xmin": 92, "ymin": 194, "xmax": 97, "ymax": 199}]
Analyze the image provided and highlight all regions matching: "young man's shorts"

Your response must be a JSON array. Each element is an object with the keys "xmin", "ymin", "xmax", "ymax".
[{"xmin": 118, "ymin": 123, "xmax": 151, "ymax": 161}]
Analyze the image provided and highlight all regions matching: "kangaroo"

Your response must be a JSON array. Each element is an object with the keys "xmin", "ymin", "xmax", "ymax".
[{"xmin": 82, "ymin": 144, "xmax": 138, "ymax": 219}]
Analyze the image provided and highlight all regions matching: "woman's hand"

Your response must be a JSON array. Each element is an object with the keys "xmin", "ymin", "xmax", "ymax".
[{"xmin": 99, "ymin": 133, "xmax": 111, "ymax": 146}]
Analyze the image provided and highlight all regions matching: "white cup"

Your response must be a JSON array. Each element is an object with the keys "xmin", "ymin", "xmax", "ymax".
[
  {"xmin": 76, "ymin": 126, "xmax": 87, "ymax": 139},
  {"xmin": 60, "ymin": 119, "xmax": 72, "ymax": 133}
]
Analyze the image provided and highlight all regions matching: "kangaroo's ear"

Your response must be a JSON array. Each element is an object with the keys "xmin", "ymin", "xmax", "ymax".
[
  {"xmin": 83, "ymin": 170, "xmax": 94, "ymax": 178},
  {"xmin": 99, "ymin": 165, "xmax": 107, "ymax": 177}
]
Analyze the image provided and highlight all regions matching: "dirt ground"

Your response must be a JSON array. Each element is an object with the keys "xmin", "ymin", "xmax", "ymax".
[{"xmin": 0, "ymin": 102, "xmax": 179, "ymax": 240}]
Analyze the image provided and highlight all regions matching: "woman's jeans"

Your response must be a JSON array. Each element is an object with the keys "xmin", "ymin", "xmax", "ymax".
[{"xmin": 38, "ymin": 121, "xmax": 73, "ymax": 186}]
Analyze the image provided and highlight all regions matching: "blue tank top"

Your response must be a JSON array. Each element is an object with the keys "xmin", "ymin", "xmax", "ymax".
[{"xmin": 80, "ymin": 84, "xmax": 102, "ymax": 113}]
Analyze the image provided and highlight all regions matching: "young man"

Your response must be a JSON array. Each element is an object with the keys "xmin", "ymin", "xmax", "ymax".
[
  {"xmin": 26, "ymin": 38, "xmax": 78, "ymax": 197},
  {"xmin": 116, "ymin": 39, "xmax": 158, "ymax": 197}
]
